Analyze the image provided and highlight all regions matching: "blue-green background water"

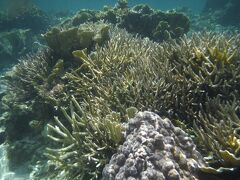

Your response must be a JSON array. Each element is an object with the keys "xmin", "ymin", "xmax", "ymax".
[{"xmin": 0, "ymin": 0, "xmax": 206, "ymax": 13}]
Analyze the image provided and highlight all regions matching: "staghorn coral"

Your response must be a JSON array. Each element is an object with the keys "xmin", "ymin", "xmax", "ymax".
[
  {"xmin": 65, "ymin": 29, "xmax": 240, "ymax": 123},
  {"xmin": 2, "ymin": 23, "xmax": 240, "ymax": 179},
  {"xmin": 3, "ymin": 50, "xmax": 63, "ymax": 106},
  {"xmin": 46, "ymin": 28, "xmax": 168, "ymax": 179},
  {"xmin": 46, "ymin": 96, "xmax": 125, "ymax": 179},
  {"xmin": 159, "ymin": 32, "xmax": 240, "ymax": 121},
  {"xmin": 193, "ymin": 98, "xmax": 240, "ymax": 174},
  {"xmin": 63, "ymin": 27, "xmax": 168, "ymax": 117},
  {"xmin": 2, "ymin": 50, "xmax": 67, "ymax": 141},
  {"xmin": 59, "ymin": 29, "xmax": 240, "ymax": 178}
]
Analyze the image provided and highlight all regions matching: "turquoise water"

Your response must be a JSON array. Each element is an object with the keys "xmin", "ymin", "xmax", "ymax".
[
  {"xmin": 0, "ymin": 0, "xmax": 206, "ymax": 12},
  {"xmin": 33, "ymin": 0, "xmax": 206, "ymax": 12}
]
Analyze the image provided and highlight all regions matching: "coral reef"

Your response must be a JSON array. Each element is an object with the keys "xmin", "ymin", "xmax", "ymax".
[
  {"xmin": 65, "ymin": 29, "xmax": 240, "ymax": 123},
  {"xmin": 1, "ymin": 19, "xmax": 240, "ymax": 179},
  {"xmin": 118, "ymin": 4, "xmax": 189, "ymax": 42},
  {"xmin": 44, "ymin": 21, "xmax": 110, "ymax": 59},
  {"xmin": 103, "ymin": 111, "xmax": 205, "ymax": 179},
  {"xmin": 46, "ymin": 96, "xmax": 125, "ymax": 179},
  {"xmin": 194, "ymin": 99, "xmax": 240, "ymax": 174},
  {"xmin": 7, "ymin": 135, "xmax": 47, "ymax": 174},
  {"xmin": 63, "ymin": 27, "xmax": 165, "ymax": 116},
  {"xmin": 159, "ymin": 32, "xmax": 240, "ymax": 122},
  {"xmin": 60, "ymin": 3, "xmax": 190, "ymax": 42},
  {"xmin": 2, "ymin": 50, "xmax": 65, "ymax": 141}
]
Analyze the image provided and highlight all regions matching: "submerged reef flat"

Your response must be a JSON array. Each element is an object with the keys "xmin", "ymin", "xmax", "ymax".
[{"xmin": 0, "ymin": 1, "xmax": 240, "ymax": 179}]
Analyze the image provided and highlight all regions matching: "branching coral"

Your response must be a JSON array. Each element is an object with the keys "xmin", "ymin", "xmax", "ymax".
[
  {"xmin": 46, "ymin": 96, "xmax": 125, "ymax": 179},
  {"xmin": 3, "ymin": 50, "xmax": 64, "ymax": 105},
  {"xmin": 46, "ymin": 28, "xmax": 167, "ymax": 179},
  {"xmin": 64, "ymin": 29, "xmax": 240, "ymax": 122},
  {"xmin": 3, "ymin": 51, "xmax": 50, "ymax": 102},
  {"xmin": 64, "ymin": 27, "xmax": 168, "ymax": 117},
  {"xmin": 160, "ymin": 32, "xmax": 240, "ymax": 121},
  {"xmin": 2, "ymin": 50, "xmax": 66, "ymax": 141},
  {"xmin": 194, "ymin": 98, "xmax": 240, "ymax": 173},
  {"xmin": 3, "ymin": 21, "xmax": 240, "ymax": 178}
]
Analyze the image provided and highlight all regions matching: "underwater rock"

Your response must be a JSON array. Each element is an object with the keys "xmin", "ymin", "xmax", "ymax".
[{"xmin": 103, "ymin": 111, "xmax": 205, "ymax": 179}]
